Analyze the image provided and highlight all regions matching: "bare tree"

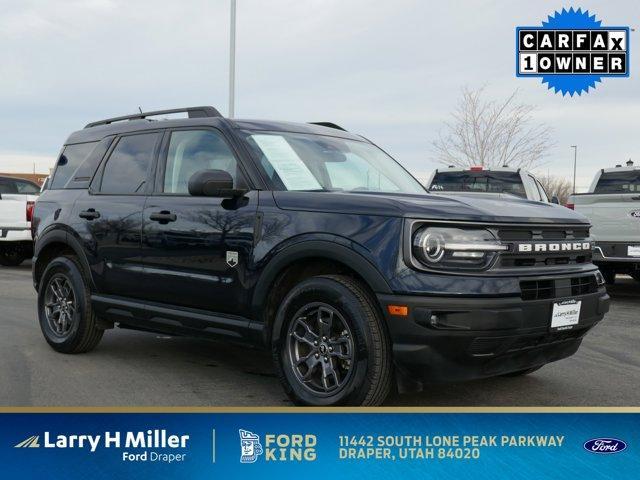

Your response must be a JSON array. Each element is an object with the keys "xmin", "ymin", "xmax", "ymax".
[
  {"xmin": 432, "ymin": 86, "xmax": 555, "ymax": 169},
  {"xmin": 538, "ymin": 174, "xmax": 573, "ymax": 205}
]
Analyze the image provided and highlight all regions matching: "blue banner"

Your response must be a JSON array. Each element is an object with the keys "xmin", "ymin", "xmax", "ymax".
[{"xmin": 2, "ymin": 410, "xmax": 638, "ymax": 479}]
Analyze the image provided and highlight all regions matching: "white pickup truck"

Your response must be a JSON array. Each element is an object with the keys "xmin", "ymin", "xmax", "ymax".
[
  {"xmin": 568, "ymin": 163, "xmax": 640, "ymax": 284},
  {"xmin": 425, "ymin": 166, "xmax": 559, "ymax": 203},
  {"xmin": 0, "ymin": 176, "xmax": 40, "ymax": 266}
]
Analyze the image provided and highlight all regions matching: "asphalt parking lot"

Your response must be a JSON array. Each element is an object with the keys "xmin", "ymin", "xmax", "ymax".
[{"xmin": 0, "ymin": 263, "xmax": 638, "ymax": 407}]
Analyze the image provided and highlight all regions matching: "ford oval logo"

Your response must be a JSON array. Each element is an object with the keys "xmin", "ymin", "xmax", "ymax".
[
  {"xmin": 583, "ymin": 438, "xmax": 627, "ymax": 454},
  {"xmin": 630, "ymin": 210, "xmax": 640, "ymax": 219}
]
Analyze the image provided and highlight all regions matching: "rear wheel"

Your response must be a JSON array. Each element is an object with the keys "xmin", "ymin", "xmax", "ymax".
[
  {"xmin": 0, "ymin": 246, "xmax": 26, "ymax": 266},
  {"xmin": 272, "ymin": 275, "xmax": 392, "ymax": 406},
  {"xmin": 37, "ymin": 256, "xmax": 104, "ymax": 353}
]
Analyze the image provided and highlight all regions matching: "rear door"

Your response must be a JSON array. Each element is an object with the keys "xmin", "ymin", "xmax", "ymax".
[
  {"xmin": 140, "ymin": 127, "xmax": 258, "ymax": 316},
  {"xmin": 71, "ymin": 131, "xmax": 161, "ymax": 298}
]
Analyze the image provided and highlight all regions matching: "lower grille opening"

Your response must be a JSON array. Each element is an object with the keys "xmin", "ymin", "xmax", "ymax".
[{"xmin": 520, "ymin": 275, "xmax": 598, "ymax": 301}]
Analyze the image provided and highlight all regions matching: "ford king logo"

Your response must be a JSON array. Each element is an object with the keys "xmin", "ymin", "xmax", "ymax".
[
  {"xmin": 517, "ymin": 241, "xmax": 592, "ymax": 253},
  {"xmin": 583, "ymin": 438, "xmax": 627, "ymax": 454}
]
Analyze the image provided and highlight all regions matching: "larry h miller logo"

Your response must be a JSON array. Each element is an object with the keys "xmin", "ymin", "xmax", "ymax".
[{"xmin": 583, "ymin": 438, "xmax": 628, "ymax": 454}]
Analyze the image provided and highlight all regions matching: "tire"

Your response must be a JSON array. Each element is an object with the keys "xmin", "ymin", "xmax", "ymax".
[
  {"xmin": 37, "ymin": 255, "xmax": 104, "ymax": 353},
  {"xmin": 502, "ymin": 366, "xmax": 542, "ymax": 377},
  {"xmin": 272, "ymin": 275, "xmax": 392, "ymax": 406},
  {"xmin": 601, "ymin": 269, "xmax": 616, "ymax": 285},
  {"xmin": 0, "ymin": 248, "xmax": 26, "ymax": 267}
]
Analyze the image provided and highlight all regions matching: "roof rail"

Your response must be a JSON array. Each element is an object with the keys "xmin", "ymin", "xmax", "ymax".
[
  {"xmin": 84, "ymin": 106, "xmax": 222, "ymax": 129},
  {"xmin": 308, "ymin": 122, "xmax": 347, "ymax": 131}
]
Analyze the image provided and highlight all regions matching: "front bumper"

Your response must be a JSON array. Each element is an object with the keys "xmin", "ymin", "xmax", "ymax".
[
  {"xmin": 594, "ymin": 243, "xmax": 640, "ymax": 266},
  {"xmin": 377, "ymin": 286, "xmax": 609, "ymax": 389}
]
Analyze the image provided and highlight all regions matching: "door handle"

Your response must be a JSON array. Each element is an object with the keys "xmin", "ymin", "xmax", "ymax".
[
  {"xmin": 149, "ymin": 211, "xmax": 177, "ymax": 223},
  {"xmin": 79, "ymin": 209, "xmax": 100, "ymax": 220}
]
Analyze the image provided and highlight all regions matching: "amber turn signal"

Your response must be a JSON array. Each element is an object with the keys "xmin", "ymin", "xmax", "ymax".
[{"xmin": 387, "ymin": 305, "xmax": 409, "ymax": 317}]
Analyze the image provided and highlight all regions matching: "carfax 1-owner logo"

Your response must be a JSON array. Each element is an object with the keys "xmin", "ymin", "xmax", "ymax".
[{"xmin": 516, "ymin": 7, "xmax": 630, "ymax": 95}]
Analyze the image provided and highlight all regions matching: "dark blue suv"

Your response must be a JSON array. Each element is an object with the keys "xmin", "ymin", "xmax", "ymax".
[{"xmin": 32, "ymin": 106, "xmax": 610, "ymax": 406}]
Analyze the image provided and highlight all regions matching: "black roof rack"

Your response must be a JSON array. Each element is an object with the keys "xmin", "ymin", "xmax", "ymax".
[
  {"xmin": 308, "ymin": 122, "xmax": 347, "ymax": 131},
  {"xmin": 84, "ymin": 106, "xmax": 222, "ymax": 129}
]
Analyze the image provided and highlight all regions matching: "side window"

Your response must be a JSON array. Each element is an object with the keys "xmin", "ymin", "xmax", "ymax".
[
  {"xmin": 51, "ymin": 142, "xmax": 99, "ymax": 189},
  {"xmin": 528, "ymin": 175, "xmax": 542, "ymax": 201},
  {"xmin": 100, "ymin": 133, "xmax": 159, "ymax": 194},
  {"xmin": 163, "ymin": 129, "xmax": 241, "ymax": 194},
  {"xmin": 0, "ymin": 178, "xmax": 18, "ymax": 194},
  {"xmin": 15, "ymin": 180, "xmax": 40, "ymax": 194},
  {"xmin": 535, "ymin": 180, "xmax": 549, "ymax": 202}
]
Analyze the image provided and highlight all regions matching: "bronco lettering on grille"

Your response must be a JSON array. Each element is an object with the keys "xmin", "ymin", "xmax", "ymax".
[{"xmin": 518, "ymin": 242, "xmax": 592, "ymax": 253}]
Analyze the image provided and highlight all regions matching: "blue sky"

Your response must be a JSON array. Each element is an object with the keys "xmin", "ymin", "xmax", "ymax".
[{"xmin": 0, "ymin": 0, "xmax": 637, "ymax": 190}]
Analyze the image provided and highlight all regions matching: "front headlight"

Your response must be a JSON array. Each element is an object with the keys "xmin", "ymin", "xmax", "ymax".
[{"xmin": 412, "ymin": 226, "xmax": 507, "ymax": 271}]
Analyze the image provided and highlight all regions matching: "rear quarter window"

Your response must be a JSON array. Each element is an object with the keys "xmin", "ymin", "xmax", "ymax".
[{"xmin": 51, "ymin": 141, "xmax": 100, "ymax": 189}]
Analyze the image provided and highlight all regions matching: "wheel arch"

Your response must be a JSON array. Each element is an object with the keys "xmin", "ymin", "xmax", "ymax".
[
  {"xmin": 251, "ymin": 240, "xmax": 392, "ymax": 346},
  {"xmin": 33, "ymin": 229, "xmax": 95, "ymax": 292}
]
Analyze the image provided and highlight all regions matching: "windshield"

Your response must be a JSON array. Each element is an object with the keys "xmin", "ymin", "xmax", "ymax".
[
  {"xmin": 594, "ymin": 171, "xmax": 640, "ymax": 193},
  {"xmin": 242, "ymin": 131, "xmax": 425, "ymax": 194},
  {"xmin": 430, "ymin": 171, "xmax": 526, "ymax": 198}
]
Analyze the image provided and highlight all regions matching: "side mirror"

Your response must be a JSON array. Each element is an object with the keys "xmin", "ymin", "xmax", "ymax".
[
  {"xmin": 551, "ymin": 195, "xmax": 560, "ymax": 204},
  {"xmin": 188, "ymin": 169, "xmax": 246, "ymax": 198}
]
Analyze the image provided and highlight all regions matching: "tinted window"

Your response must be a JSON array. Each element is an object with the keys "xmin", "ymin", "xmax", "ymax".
[
  {"xmin": 594, "ymin": 171, "xmax": 640, "ymax": 193},
  {"xmin": 0, "ymin": 178, "xmax": 18, "ymax": 194},
  {"xmin": 164, "ymin": 130, "xmax": 239, "ymax": 194},
  {"xmin": 430, "ymin": 171, "xmax": 527, "ymax": 198},
  {"xmin": 100, "ymin": 133, "xmax": 159, "ymax": 194},
  {"xmin": 51, "ymin": 142, "xmax": 99, "ymax": 189},
  {"xmin": 15, "ymin": 179, "xmax": 40, "ymax": 194}
]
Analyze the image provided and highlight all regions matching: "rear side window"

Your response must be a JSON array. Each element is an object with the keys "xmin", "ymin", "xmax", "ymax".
[
  {"xmin": 51, "ymin": 142, "xmax": 99, "ymax": 189},
  {"xmin": 594, "ymin": 171, "xmax": 640, "ymax": 193},
  {"xmin": 0, "ymin": 178, "xmax": 18, "ymax": 194},
  {"xmin": 100, "ymin": 133, "xmax": 159, "ymax": 194},
  {"xmin": 15, "ymin": 179, "xmax": 40, "ymax": 194},
  {"xmin": 430, "ymin": 171, "xmax": 527, "ymax": 198}
]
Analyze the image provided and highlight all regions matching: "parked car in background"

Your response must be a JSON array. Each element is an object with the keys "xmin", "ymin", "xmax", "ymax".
[
  {"xmin": 0, "ymin": 176, "xmax": 40, "ymax": 266},
  {"xmin": 568, "ymin": 161, "xmax": 640, "ymax": 284},
  {"xmin": 425, "ymin": 166, "xmax": 558, "ymax": 204}
]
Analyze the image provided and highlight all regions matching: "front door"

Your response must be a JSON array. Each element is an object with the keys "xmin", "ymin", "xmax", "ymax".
[{"xmin": 141, "ymin": 128, "xmax": 258, "ymax": 316}]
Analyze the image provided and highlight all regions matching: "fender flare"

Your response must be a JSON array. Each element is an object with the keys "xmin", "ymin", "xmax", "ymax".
[
  {"xmin": 251, "ymin": 239, "xmax": 392, "ymax": 318},
  {"xmin": 33, "ymin": 228, "xmax": 95, "ymax": 291}
]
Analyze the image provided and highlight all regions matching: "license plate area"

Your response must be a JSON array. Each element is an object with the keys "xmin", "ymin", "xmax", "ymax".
[
  {"xmin": 627, "ymin": 245, "xmax": 640, "ymax": 257},
  {"xmin": 550, "ymin": 299, "xmax": 581, "ymax": 331}
]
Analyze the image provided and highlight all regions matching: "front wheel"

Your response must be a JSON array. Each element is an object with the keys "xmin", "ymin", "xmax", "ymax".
[{"xmin": 272, "ymin": 275, "xmax": 392, "ymax": 406}]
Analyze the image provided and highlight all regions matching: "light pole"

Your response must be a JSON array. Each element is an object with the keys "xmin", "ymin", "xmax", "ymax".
[
  {"xmin": 571, "ymin": 145, "xmax": 577, "ymax": 193},
  {"xmin": 228, "ymin": 0, "xmax": 237, "ymax": 118}
]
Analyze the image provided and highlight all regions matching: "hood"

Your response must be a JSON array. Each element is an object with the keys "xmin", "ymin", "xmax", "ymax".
[{"xmin": 272, "ymin": 191, "xmax": 589, "ymax": 225}]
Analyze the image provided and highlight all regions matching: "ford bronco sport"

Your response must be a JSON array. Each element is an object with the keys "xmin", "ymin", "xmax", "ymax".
[{"xmin": 32, "ymin": 106, "xmax": 610, "ymax": 406}]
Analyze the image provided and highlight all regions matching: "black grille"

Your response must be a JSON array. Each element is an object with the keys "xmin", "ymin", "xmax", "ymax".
[
  {"xmin": 520, "ymin": 275, "xmax": 598, "ymax": 301},
  {"xmin": 495, "ymin": 225, "xmax": 592, "ymax": 269},
  {"xmin": 497, "ymin": 227, "xmax": 590, "ymax": 241}
]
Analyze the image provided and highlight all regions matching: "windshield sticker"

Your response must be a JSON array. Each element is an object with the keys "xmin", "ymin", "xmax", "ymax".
[{"xmin": 252, "ymin": 135, "xmax": 322, "ymax": 191}]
